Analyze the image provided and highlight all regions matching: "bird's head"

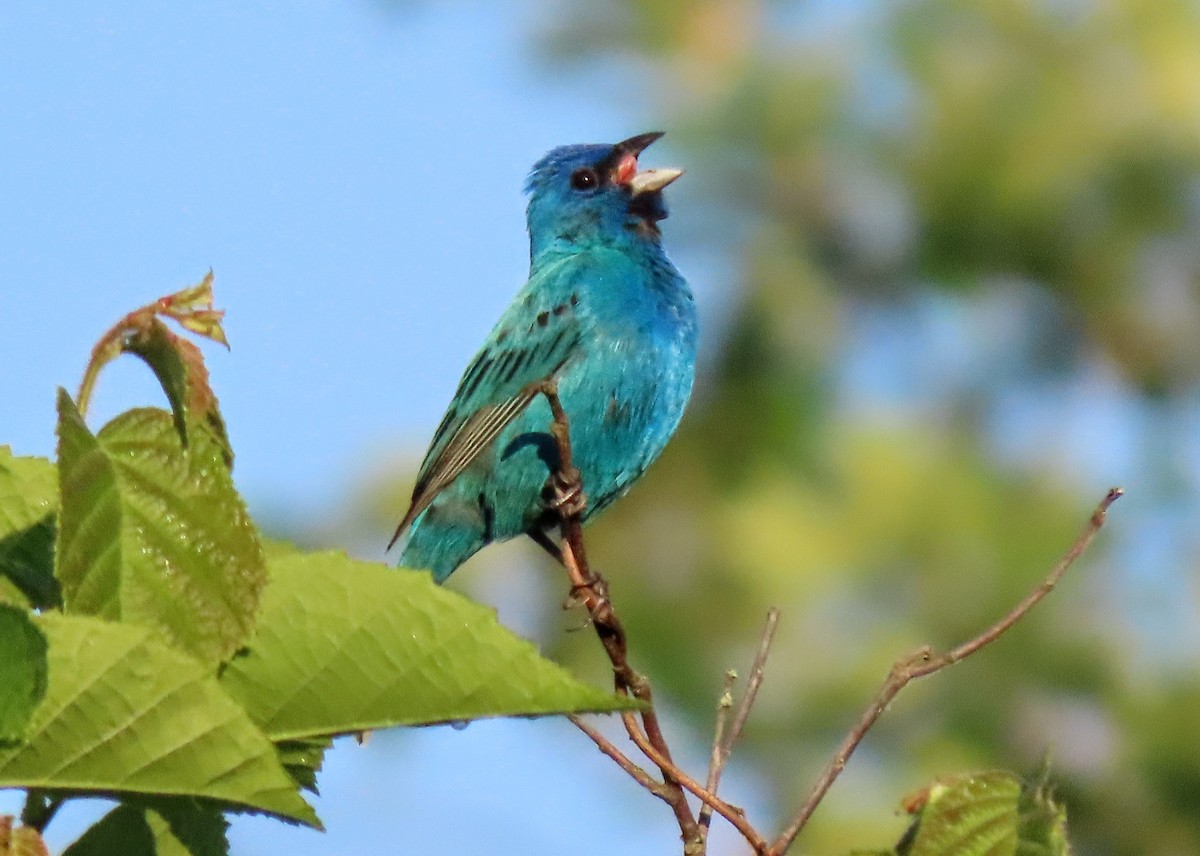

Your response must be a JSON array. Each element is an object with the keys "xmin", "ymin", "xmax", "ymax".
[{"xmin": 525, "ymin": 132, "xmax": 683, "ymax": 260}]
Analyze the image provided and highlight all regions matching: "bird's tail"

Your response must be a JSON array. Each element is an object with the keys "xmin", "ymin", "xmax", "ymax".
[{"xmin": 396, "ymin": 514, "xmax": 485, "ymax": 583}]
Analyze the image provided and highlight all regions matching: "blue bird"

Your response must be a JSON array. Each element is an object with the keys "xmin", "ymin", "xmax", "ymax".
[{"xmin": 391, "ymin": 132, "xmax": 697, "ymax": 582}]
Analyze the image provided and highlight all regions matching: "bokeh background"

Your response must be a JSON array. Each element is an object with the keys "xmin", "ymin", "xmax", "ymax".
[{"xmin": 3, "ymin": 1, "xmax": 1199, "ymax": 854}]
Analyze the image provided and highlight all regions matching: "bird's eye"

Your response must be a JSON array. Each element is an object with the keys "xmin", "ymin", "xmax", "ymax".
[{"xmin": 570, "ymin": 168, "xmax": 599, "ymax": 191}]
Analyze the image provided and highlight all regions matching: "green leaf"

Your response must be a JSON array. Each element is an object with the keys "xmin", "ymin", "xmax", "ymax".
[
  {"xmin": 0, "ymin": 578, "xmax": 30, "ymax": 609},
  {"xmin": 1015, "ymin": 773, "xmax": 1070, "ymax": 856},
  {"xmin": 62, "ymin": 805, "xmax": 155, "ymax": 856},
  {"xmin": 220, "ymin": 551, "xmax": 638, "ymax": 740},
  {"xmin": 54, "ymin": 393, "xmax": 121, "ymax": 619},
  {"xmin": 260, "ymin": 538, "xmax": 304, "ymax": 560},
  {"xmin": 0, "ymin": 614, "xmax": 316, "ymax": 827},
  {"xmin": 0, "ymin": 606, "xmax": 48, "ymax": 745},
  {"xmin": 121, "ymin": 318, "xmax": 232, "ymax": 465},
  {"xmin": 0, "ymin": 449, "xmax": 59, "ymax": 609},
  {"xmin": 890, "ymin": 771, "xmax": 1070, "ymax": 856},
  {"xmin": 276, "ymin": 736, "xmax": 331, "ymax": 795},
  {"xmin": 144, "ymin": 800, "xmax": 229, "ymax": 856},
  {"xmin": 55, "ymin": 393, "xmax": 266, "ymax": 664},
  {"xmin": 121, "ymin": 318, "xmax": 206, "ymax": 451},
  {"xmin": 64, "ymin": 800, "xmax": 229, "ymax": 856}
]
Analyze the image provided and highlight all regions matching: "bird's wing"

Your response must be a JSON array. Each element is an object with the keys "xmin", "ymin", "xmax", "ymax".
[{"xmin": 389, "ymin": 262, "xmax": 585, "ymax": 549}]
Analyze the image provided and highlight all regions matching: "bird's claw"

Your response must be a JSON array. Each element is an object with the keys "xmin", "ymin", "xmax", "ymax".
[
  {"xmin": 542, "ymin": 467, "xmax": 587, "ymax": 517},
  {"xmin": 562, "ymin": 574, "xmax": 608, "ymax": 614}
]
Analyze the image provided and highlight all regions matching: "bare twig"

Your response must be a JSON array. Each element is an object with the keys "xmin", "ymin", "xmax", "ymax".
[
  {"xmin": 622, "ymin": 709, "xmax": 770, "ymax": 852},
  {"xmin": 569, "ymin": 714, "xmax": 663, "ymax": 795},
  {"xmin": 699, "ymin": 669, "xmax": 738, "ymax": 835},
  {"xmin": 558, "ymin": 511, "xmax": 769, "ymax": 850},
  {"xmin": 726, "ymin": 608, "xmax": 781, "ymax": 754},
  {"xmin": 538, "ymin": 380, "xmax": 704, "ymax": 851},
  {"xmin": 536, "ymin": 375, "xmax": 1121, "ymax": 856},
  {"xmin": 700, "ymin": 608, "xmax": 781, "ymax": 837},
  {"xmin": 766, "ymin": 487, "xmax": 1123, "ymax": 855}
]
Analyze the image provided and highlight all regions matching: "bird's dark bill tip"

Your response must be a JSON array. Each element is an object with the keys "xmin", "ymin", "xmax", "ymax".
[{"xmin": 615, "ymin": 131, "xmax": 665, "ymax": 156}]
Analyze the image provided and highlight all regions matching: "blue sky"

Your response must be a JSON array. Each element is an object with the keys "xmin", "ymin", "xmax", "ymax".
[
  {"xmin": 0, "ymin": 2, "xmax": 753, "ymax": 853},
  {"xmin": 0, "ymin": 0, "xmax": 670, "ymax": 516}
]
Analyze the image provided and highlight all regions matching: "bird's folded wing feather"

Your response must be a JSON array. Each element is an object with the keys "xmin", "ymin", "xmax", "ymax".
[{"xmin": 390, "ymin": 266, "xmax": 585, "ymax": 547}]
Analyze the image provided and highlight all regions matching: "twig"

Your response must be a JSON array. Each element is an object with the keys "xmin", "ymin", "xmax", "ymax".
[
  {"xmin": 766, "ymin": 487, "xmax": 1123, "ymax": 855},
  {"xmin": 623, "ymin": 710, "xmax": 770, "ymax": 853},
  {"xmin": 699, "ymin": 669, "xmax": 738, "ymax": 835},
  {"xmin": 700, "ymin": 608, "xmax": 780, "ymax": 836},
  {"xmin": 538, "ymin": 380, "xmax": 704, "ymax": 852},
  {"xmin": 726, "ymin": 608, "xmax": 780, "ymax": 754},
  {"xmin": 569, "ymin": 714, "xmax": 663, "ymax": 795},
  {"xmin": 574, "ymin": 679, "xmax": 768, "ymax": 851},
  {"xmin": 559, "ymin": 518, "xmax": 703, "ymax": 847},
  {"xmin": 537, "ymin": 373, "xmax": 1121, "ymax": 856}
]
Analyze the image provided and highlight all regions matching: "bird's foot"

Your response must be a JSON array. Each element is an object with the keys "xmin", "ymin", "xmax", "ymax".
[
  {"xmin": 562, "ymin": 573, "xmax": 609, "ymax": 614},
  {"xmin": 542, "ymin": 466, "xmax": 587, "ymax": 518}
]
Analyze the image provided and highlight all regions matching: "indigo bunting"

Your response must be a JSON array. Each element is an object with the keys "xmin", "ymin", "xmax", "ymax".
[{"xmin": 391, "ymin": 132, "xmax": 697, "ymax": 581}]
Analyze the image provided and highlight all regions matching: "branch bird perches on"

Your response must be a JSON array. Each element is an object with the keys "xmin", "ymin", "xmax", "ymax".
[{"xmin": 535, "ymin": 377, "xmax": 1122, "ymax": 856}]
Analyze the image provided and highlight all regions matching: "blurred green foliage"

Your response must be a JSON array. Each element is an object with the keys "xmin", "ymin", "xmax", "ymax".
[{"xmin": 357, "ymin": 1, "xmax": 1200, "ymax": 853}]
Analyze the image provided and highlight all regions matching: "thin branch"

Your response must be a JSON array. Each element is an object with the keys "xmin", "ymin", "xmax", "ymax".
[
  {"xmin": 726, "ymin": 608, "xmax": 781, "ymax": 754},
  {"xmin": 767, "ymin": 487, "xmax": 1123, "ymax": 856},
  {"xmin": 558, "ymin": 521, "xmax": 703, "ymax": 848},
  {"xmin": 700, "ymin": 607, "xmax": 781, "ymax": 836},
  {"xmin": 538, "ymin": 379, "xmax": 704, "ymax": 852},
  {"xmin": 931, "ymin": 488, "xmax": 1122, "ymax": 669},
  {"xmin": 623, "ymin": 711, "xmax": 769, "ymax": 853},
  {"xmin": 538, "ymin": 374, "xmax": 1120, "ymax": 856},
  {"xmin": 569, "ymin": 714, "xmax": 663, "ymax": 795},
  {"xmin": 699, "ymin": 669, "xmax": 738, "ymax": 835}
]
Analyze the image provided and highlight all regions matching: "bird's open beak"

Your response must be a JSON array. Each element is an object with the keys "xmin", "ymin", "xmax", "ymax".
[
  {"xmin": 630, "ymin": 167, "xmax": 683, "ymax": 195},
  {"xmin": 609, "ymin": 132, "xmax": 685, "ymax": 194},
  {"xmin": 615, "ymin": 131, "xmax": 666, "ymax": 157}
]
